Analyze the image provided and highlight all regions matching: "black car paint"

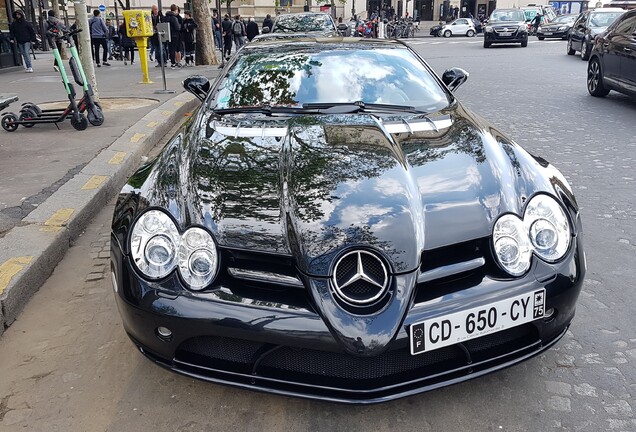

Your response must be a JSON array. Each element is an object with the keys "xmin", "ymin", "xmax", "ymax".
[
  {"xmin": 111, "ymin": 39, "xmax": 585, "ymax": 402},
  {"xmin": 484, "ymin": 11, "xmax": 529, "ymax": 47},
  {"xmin": 588, "ymin": 10, "xmax": 636, "ymax": 98},
  {"xmin": 568, "ymin": 10, "xmax": 624, "ymax": 57}
]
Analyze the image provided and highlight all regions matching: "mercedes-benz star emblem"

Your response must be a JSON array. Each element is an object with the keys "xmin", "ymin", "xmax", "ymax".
[{"xmin": 332, "ymin": 250, "xmax": 389, "ymax": 305}]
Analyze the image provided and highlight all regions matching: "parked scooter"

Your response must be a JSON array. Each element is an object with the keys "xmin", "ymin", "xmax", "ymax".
[{"xmin": 2, "ymin": 18, "xmax": 103, "ymax": 132}]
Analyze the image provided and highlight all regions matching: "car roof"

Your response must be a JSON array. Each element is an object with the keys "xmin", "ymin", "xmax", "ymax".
[
  {"xmin": 242, "ymin": 37, "xmax": 407, "ymax": 51},
  {"xmin": 589, "ymin": 7, "xmax": 625, "ymax": 11},
  {"xmin": 275, "ymin": 12, "xmax": 333, "ymax": 19}
]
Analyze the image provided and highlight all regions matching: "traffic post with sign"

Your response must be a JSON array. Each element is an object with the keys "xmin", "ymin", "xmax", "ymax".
[
  {"xmin": 154, "ymin": 22, "xmax": 174, "ymax": 94},
  {"xmin": 122, "ymin": 9, "xmax": 153, "ymax": 83}
]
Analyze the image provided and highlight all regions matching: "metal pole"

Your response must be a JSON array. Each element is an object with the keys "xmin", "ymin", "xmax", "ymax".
[
  {"xmin": 114, "ymin": 0, "xmax": 119, "ymax": 29},
  {"xmin": 154, "ymin": 30, "xmax": 174, "ymax": 94}
]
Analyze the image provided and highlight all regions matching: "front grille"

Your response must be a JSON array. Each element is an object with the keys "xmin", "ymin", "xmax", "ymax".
[{"xmin": 173, "ymin": 324, "xmax": 541, "ymax": 397}]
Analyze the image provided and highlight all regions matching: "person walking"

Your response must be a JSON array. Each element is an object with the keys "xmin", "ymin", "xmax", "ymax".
[
  {"xmin": 119, "ymin": 19, "xmax": 136, "ymax": 65},
  {"xmin": 212, "ymin": 12, "xmax": 221, "ymax": 51},
  {"xmin": 163, "ymin": 4, "xmax": 181, "ymax": 68},
  {"xmin": 246, "ymin": 17, "xmax": 259, "ymax": 41},
  {"xmin": 105, "ymin": 18, "xmax": 116, "ymax": 60},
  {"xmin": 221, "ymin": 14, "xmax": 233, "ymax": 60},
  {"xmin": 232, "ymin": 15, "xmax": 245, "ymax": 52},
  {"xmin": 262, "ymin": 14, "xmax": 273, "ymax": 32},
  {"xmin": 89, "ymin": 9, "xmax": 110, "ymax": 67},
  {"xmin": 181, "ymin": 12, "xmax": 197, "ymax": 66},
  {"xmin": 47, "ymin": 10, "xmax": 64, "ymax": 72},
  {"xmin": 8, "ymin": 10, "xmax": 37, "ymax": 73},
  {"xmin": 150, "ymin": 5, "xmax": 165, "ymax": 65},
  {"xmin": 532, "ymin": 12, "xmax": 542, "ymax": 34},
  {"xmin": 175, "ymin": 6, "xmax": 183, "ymax": 66}
]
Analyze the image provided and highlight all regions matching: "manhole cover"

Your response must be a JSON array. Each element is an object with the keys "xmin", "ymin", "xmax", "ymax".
[{"xmin": 38, "ymin": 97, "xmax": 160, "ymax": 111}]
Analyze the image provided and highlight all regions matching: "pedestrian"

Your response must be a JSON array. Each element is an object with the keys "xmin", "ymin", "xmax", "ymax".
[
  {"xmin": 262, "ymin": 13, "xmax": 273, "ymax": 32},
  {"xmin": 532, "ymin": 12, "xmax": 542, "ymax": 33},
  {"xmin": 163, "ymin": 4, "xmax": 181, "ymax": 68},
  {"xmin": 89, "ymin": 9, "xmax": 110, "ymax": 67},
  {"xmin": 150, "ymin": 5, "xmax": 164, "ymax": 64},
  {"xmin": 119, "ymin": 19, "xmax": 136, "ymax": 65},
  {"xmin": 212, "ymin": 12, "xmax": 222, "ymax": 50},
  {"xmin": 175, "ymin": 6, "xmax": 184, "ymax": 66},
  {"xmin": 8, "ymin": 9, "xmax": 37, "ymax": 73},
  {"xmin": 221, "ymin": 14, "xmax": 233, "ymax": 59},
  {"xmin": 232, "ymin": 15, "xmax": 245, "ymax": 51},
  {"xmin": 105, "ymin": 18, "xmax": 116, "ymax": 60},
  {"xmin": 47, "ymin": 10, "xmax": 64, "ymax": 72},
  {"xmin": 181, "ymin": 11, "xmax": 197, "ymax": 66},
  {"xmin": 246, "ymin": 17, "xmax": 259, "ymax": 41}
]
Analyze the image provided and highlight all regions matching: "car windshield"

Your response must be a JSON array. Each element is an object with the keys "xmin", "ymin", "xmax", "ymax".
[
  {"xmin": 589, "ymin": 12, "xmax": 623, "ymax": 28},
  {"xmin": 213, "ymin": 45, "xmax": 450, "ymax": 113},
  {"xmin": 491, "ymin": 10, "xmax": 526, "ymax": 22},
  {"xmin": 553, "ymin": 15, "xmax": 576, "ymax": 23},
  {"xmin": 272, "ymin": 14, "xmax": 334, "ymax": 33}
]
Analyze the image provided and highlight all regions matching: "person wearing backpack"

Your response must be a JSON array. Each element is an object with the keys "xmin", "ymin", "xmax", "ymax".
[
  {"xmin": 163, "ymin": 4, "xmax": 182, "ymax": 68},
  {"xmin": 232, "ymin": 15, "xmax": 245, "ymax": 51}
]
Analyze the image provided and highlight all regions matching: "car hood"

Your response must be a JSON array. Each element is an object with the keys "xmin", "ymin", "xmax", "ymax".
[
  {"xmin": 490, "ymin": 20, "xmax": 526, "ymax": 27},
  {"xmin": 124, "ymin": 103, "xmax": 572, "ymax": 277},
  {"xmin": 590, "ymin": 27, "xmax": 608, "ymax": 36}
]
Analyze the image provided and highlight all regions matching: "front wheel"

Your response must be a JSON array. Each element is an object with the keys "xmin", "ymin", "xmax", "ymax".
[
  {"xmin": 87, "ymin": 106, "xmax": 104, "ymax": 126},
  {"xmin": 587, "ymin": 57, "xmax": 610, "ymax": 97},
  {"xmin": 466, "ymin": 29, "xmax": 475, "ymax": 37},
  {"xmin": 580, "ymin": 41, "xmax": 590, "ymax": 61},
  {"xmin": 444, "ymin": 30, "xmax": 452, "ymax": 38},
  {"xmin": 484, "ymin": 40, "xmax": 491, "ymax": 48},
  {"xmin": 1, "ymin": 113, "xmax": 19, "ymax": 132},
  {"xmin": 19, "ymin": 108, "xmax": 37, "ymax": 128},
  {"xmin": 538, "ymin": 36, "xmax": 545, "ymax": 40},
  {"xmin": 71, "ymin": 114, "xmax": 89, "ymax": 131},
  {"xmin": 567, "ymin": 38, "xmax": 575, "ymax": 55},
  {"xmin": 521, "ymin": 38, "xmax": 528, "ymax": 47}
]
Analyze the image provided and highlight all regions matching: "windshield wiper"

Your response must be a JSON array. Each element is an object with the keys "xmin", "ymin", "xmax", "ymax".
[
  {"xmin": 212, "ymin": 105, "xmax": 321, "ymax": 116},
  {"xmin": 302, "ymin": 101, "xmax": 426, "ymax": 114}
]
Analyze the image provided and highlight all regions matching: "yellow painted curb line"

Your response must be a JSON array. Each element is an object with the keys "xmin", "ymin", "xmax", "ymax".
[
  {"xmin": 130, "ymin": 133, "xmax": 146, "ymax": 143},
  {"xmin": 44, "ymin": 208, "xmax": 74, "ymax": 227},
  {"xmin": 0, "ymin": 256, "xmax": 33, "ymax": 294},
  {"xmin": 109, "ymin": 152, "xmax": 127, "ymax": 165},
  {"xmin": 146, "ymin": 121, "xmax": 159, "ymax": 128},
  {"xmin": 81, "ymin": 175, "xmax": 108, "ymax": 190}
]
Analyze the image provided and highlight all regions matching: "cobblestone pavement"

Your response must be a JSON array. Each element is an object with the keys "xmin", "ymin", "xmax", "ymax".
[{"xmin": 0, "ymin": 41, "xmax": 634, "ymax": 432}]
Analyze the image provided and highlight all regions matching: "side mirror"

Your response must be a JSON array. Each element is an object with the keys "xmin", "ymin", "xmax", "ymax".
[
  {"xmin": 442, "ymin": 67, "xmax": 469, "ymax": 92},
  {"xmin": 262, "ymin": 27, "xmax": 271, "ymax": 34},
  {"xmin": 183, "ymin": 75, "xmax": 210, "ymax": 103}
]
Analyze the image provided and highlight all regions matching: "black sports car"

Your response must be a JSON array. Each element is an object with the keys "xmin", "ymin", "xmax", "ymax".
[
  {"xmin": 536, "ymin": 14, "xmax": 577, "ymax": 40},
  {"xmin": 111, "ymin": 38, "xmax": 585, "ymax": 404}
]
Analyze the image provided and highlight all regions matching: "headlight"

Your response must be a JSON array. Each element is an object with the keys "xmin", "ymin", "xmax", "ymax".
[
  {"xmin": 130, "ymin": 209, "xmax": 219, "ymax": 289},
  {"xmin": 493, "ymin": 214, "xmax": 532, "ymax": 276},
  {"xmin": 518, "ymin": 25, "xmax": 527, "ymax": 32},
  {"xmin": 537, "ymin": 26, "xmax": 542, "ymax": 31},
  {"xmin": 485, "ymin": 26, "xmax": 493, "ymax": 33},
  {"xmin": 558, "ymin": 26, "xmax": 567, "ymax": 31},
  {"xmin": 493, "ymin": 195, "xmax": 572, "ymax": 276},
  {"xmin": 178, "ymin": 227, "xmax": 219, "ymax": 290},
  {"xmin": 130, "ymin": 210, "xmax": 180, "ymax": 279},
  {"xmin": 524, "ymin": 194, "xmax": 571, "ymax": 262}
]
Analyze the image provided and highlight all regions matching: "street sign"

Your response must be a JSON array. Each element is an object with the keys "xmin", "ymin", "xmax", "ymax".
[{"xmin": 99, "ymin": 4, "xmax": 106, "ymax": 12}]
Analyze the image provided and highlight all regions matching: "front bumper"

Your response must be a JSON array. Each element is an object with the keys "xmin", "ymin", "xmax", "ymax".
[
  {"xmin": 537, "ymin": 29, "xmax": 569, "ymax": 38},
  {"xmin": 111, "ymin": 233, "xmax": 585, "ymax": 403},
  {"xmin": 485, "ymin": 30, "xmax": 528, "ymax": 44}
]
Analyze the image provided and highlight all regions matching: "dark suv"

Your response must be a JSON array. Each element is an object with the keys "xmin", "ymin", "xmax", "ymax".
[
  {"xmin": 484, "ymin": 9, "xmax": 529, "ymax": 48},
  {"xmin": 567, "ymin": 8, "xmax": 625, "ymax": 60},
  {"xmin": 587, "ymin": 9, "xmax": 636, "ymax": 99}
]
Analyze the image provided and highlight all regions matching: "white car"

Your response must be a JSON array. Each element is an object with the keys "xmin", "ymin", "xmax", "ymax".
[{"xmin": 441, "ymin": 18, "xmax": 477, "ymax": 37}]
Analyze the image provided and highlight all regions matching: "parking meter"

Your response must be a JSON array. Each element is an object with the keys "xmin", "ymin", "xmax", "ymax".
[{"xmin": 122, "ymin": 10, "xmax": 153, "ymax": 83}]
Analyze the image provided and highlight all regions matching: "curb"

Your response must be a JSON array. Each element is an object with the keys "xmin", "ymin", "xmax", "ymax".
[{"xmin": 0, "ymin": 92, "xmax": 198, "ymax": 336}]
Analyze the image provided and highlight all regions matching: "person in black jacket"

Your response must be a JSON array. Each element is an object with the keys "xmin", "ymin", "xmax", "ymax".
[
  {"xmin": 181, "ymin": 12, "xmax": 197, "ymax": 66},
  {"xmin": 221, "ymin": 14, "xmax": 233, "ymax": 60},
  {"xmin": 246, "ymin": 17, "xmax": 259, "ymax": 41},
  {"xmin": 262, "ymin": 14, "xmax": 273, "ymax": 32},
  {"xmin": 119, "ymin": 20, "xmax": 137, "ymax": 65},
  {"xmin": 163, "ymin": 4, "xmax": 181, "ymax": 68},
  {"xmin": 8, "ymin": 10, "xmax": 37, "ymax": 72}
]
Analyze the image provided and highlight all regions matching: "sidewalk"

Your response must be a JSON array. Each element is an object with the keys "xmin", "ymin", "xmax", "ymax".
[{"xmin": 0, "ymin": 51, "xmax": 221, "ymax": 335}]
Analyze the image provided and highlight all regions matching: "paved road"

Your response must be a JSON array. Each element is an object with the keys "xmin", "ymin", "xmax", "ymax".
[{"xmin": 1, "ymin": 40, "xmax": 635, "ymax": 432}]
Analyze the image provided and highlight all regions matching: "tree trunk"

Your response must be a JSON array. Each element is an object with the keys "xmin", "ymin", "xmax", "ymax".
[
  {"xmin": 192, "ymin": 0, "xmax": 219, "ymax": 65},
  {"xmin": 51, "ymin": 0, "xmax": 68, "ymax": 59},
  {"xmin": 74, "ymin": 0, "xmax": 100, "ymax": 102}
]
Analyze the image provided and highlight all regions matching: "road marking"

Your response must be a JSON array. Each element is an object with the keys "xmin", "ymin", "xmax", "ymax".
[
  {"xmin": 0, "ymin": 256, "xmax": 33, "ymax": 294},
  {"xmin": 108, "ymin": 152, "xmax": 127, "ymax": 165},
  {"xmin": 81, "ymin": 175, "xmax": 108, "ymax": 190},
  {"xmin": 431, "ymin": 41, "xmax": 444, "ymax": 44},
  {"xmin": 174, "ymin": 101, "xmax": 185, "ymax": 107},
  {"xmin": 147, "ymin": 121, "xmax": 159, "ymax": 128},
  {"xmin": 161, "ymin": 110, "xmax": 173, "ymax": 116},
  {"xmin": 44, "ymin": 208, "xmax": 74, "ymax": 227},
  {"xmin": 130, "ymin": 133, "xmax": 146, "ymax": 143}
]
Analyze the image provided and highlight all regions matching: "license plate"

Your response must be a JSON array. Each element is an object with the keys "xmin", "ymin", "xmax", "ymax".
[
  {"xmin": 500, "ymin": 32, "xmax": 512, "ymax": 36},
  {"xmin": 544, "ymin": 32, "xmax": 553, "ymax": 35},
  {"xmin": 410, "ymin": 289, "xmax": 545, "ymax": 355}
]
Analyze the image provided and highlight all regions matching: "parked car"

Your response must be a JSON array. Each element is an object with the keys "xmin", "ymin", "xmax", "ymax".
[
  {"xmin": 537, "ymin": 13, "xmax": 577, "ymax": 39},
  {"xmin": 567, "ymin": 8, "xmax": 625, "ymax": 60},
  {"xmin": 484, "ymin": 9, "xmax": 529, "ymax": 47},
  {"xmin": 111, "ymin": 37, "xmax": 585, "ymax": 403},
  {"xmin": 440, "ymin": 18, "xmax": 477, "ymax": 37},
  {"xmin": 430, "ymin": 21, "xmax": 444, "ymax": 36},
  {"xmin": 587, "ymin": 8, "xmax": 636, "ymax": 99},
  {"xmin": 252, "ymin": 12, "xmax": 338, "ymax": 41}
]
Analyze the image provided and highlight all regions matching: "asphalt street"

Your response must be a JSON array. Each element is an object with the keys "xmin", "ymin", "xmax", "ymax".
[{"xmin": 0, "ymin": 39, "xmax": 635, "ymax": 432}]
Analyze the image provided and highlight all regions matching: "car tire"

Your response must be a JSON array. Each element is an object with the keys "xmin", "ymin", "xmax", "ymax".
[
  {"xmin": 484, "ymin": 39, "xmax": 491, "ymax": 48},
  {"xmin": 521, "ymin": 38, "xmax": 528, "ymax": 47},
  {"xmin": 567, "ymin": 38, "xmax": 575, "ymax": 55},
  {"xmin": 538, "ymin": 36, "xmax": 545, "ymax": 40},
  {"xmin": 587, "ymin": 57, "xmax": 610, "ymax": 97},
  {"xmin": 444, "ymin": 30, "xmax": 452, "ymax": 38},
  {"xmin": 467, "ymin": 29, "xmax": 475, "ymax": 37},
  {"xmin": 580, "ymin": 41, "xmax": 590, "ymax": 61}
]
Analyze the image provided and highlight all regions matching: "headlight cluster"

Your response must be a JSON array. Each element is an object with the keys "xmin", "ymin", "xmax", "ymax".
[
  {"xmin": 558, "ymin": 26, "xmax": 568, "ymax": 31},
  {"xmin": 130, "ymin": 210, "xmax": 219, "ymax": 290},
  {"xmin": 518, "ymin": 25, "xmax": 527, "ymax": 32},
  {"xmin": 485, "ymin": 26, "xmax": 493, "ymax": 33},
  {"xmin": 493, "ymin": 195, "xmax": 571, "ymax": 276}
]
